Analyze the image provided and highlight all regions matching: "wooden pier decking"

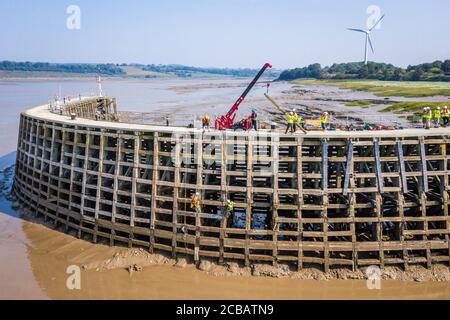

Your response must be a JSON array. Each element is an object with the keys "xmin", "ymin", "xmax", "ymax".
[{"xmin": 12, "ymin": 98, "xmax": 450, "ymax": 271}]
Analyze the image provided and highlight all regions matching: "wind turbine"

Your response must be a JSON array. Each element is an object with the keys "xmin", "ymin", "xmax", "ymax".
[{"xmin": 348, "ymin": 14, "xmax": 385, "ymax": 65}]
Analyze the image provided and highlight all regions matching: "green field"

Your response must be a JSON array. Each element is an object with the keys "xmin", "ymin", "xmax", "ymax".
[
  {"xmin": 293, "ymin": 79, "xmax": 450, "ymax": 98},
  {"xmin": 344, "ymin": 100, "xmax": 375, "ymax": 108},
  {"xmin": 380, "ymin": 101, "xmax": 448, "ymax": 114}
]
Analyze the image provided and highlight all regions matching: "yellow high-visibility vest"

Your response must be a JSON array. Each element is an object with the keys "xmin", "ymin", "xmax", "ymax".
[
  {"xmin": 286, "ymin": 114, "xmax": 294, "ymax": 124},
  {"xmin": 433, "ymin": 110, "xmax": 441, "ymax": 119},
  {"xmin": 423, "ymin": 111, "xmax": 432, "ymax": 119}
]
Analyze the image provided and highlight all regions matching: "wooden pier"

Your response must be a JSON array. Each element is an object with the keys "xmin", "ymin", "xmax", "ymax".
[{"xmin": 13, "ymin": 98, "xmax": 450, "ymax": 271}]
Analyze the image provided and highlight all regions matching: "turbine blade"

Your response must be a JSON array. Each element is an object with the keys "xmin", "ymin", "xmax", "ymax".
[
  {"xmin": 370, "ymin": 14, "xmax": 385, "ymax": 31},
  {"xmin": 347, "ymin": 28, "xmax": 367, "ymax": 33},
  {"xmin": 368, "ymin": 35, "xmax": 374, "ymax": 54}
]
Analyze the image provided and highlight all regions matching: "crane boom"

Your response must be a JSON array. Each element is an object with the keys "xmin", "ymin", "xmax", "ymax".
[{"xmin": 215, "ymin": 63, "xmax": 272, "ymax": 130}]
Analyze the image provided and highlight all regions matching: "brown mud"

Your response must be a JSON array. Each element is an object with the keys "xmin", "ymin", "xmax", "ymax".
[{"xmin": 7, "ymin": 212, "xmax": 449, "ymax": 300}]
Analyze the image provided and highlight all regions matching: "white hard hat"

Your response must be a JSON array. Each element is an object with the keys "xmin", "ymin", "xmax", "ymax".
[
  {"xmin": 196, "ymin": 192, "xmax": 200, "ymax": 196},
  {"xmin": 227, "ymin": 200, "xmax": 231, "ymax": 203},
  {"xmin": 324, "ymin": 112, "xmax": 329, "ymax": 115},
  {"xmin": 438, "ymin": 107, "xmax": 441, "ymax": 110}
]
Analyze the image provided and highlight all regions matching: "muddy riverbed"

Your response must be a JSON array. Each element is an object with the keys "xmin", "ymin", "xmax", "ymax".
[{"xmin": 2, "ymin": 161, "xmax": 450, "ymax": 299}]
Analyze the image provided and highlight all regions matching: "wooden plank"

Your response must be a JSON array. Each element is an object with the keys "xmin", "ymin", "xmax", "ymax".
[
  {"xmin": 219, "ymin": 132, "xmax": 228, "ymax": 263},
  {"xmin": 150, "ymin": 132, "xmax": 158, "ymax": 252},
  {"xmin": 245, "ymin": 136, "xmax": 253, "ymax": 267},
  {"xmin": 322, "ymin": 139, "xmax": 329, "ymax": 193},
  {"xmin": 419, "ymin": 137, "xmax": 429, "ymax": 192},
  {"xmin": 343, "ymin": 142, "xmax": 354, "ymax": 196},
  {"xmin": 397, "ymin": 140, "xmax": 409, "ymax": 194},
  {"xmin": 373, "ymin": 139, "xmax": 384, "ymax": 194},
  {"xmin": 172, "ymin": 135, "xmax": 181, "ymax": 259},
  {"xmin": 297, "ymin": 137, "xmax": 304, "ymax": 271},
  {"xmin": 272, "ymin": 135, "xmax": 280, "ymax": 266}
]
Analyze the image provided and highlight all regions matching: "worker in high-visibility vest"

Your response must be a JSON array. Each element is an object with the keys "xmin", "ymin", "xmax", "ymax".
[
  {"xmin": 321, "ymin": 112, "xmax": 329, "ymax": 131},
  {"xmin": 433, "ymin": 107, "xmax": 441, "ymax": 128},
  {"xmin": 442, "ymin": 106, "xmax": 450, "ymax": 127},
  {"xmin": 422, "ymin": 107, "xmax": 432, "ymax": 129},
  {"xmin": 292, "ymin": 109, "xmax": 298, "ymax": 132},
  {"xmin": 225, "ymin": 200, "xmax": 235, "ymax": 218},
  {"xmin": 202, "ymin": 114, "xmax": 210, "ymax": 131},
  {"xmin": 190, "ymin": 192, "xmax": 202, "ymax": 214},
  {"xmin": 285, "ymin": 112, "xmax": 295, "ymax": 134},
  {"xmin": 296, "ymin": 112, "xmax": 303, "ymax": 130}
]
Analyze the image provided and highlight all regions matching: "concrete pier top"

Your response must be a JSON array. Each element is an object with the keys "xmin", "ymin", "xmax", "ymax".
[{"xmin": 25, "ymin": 103, "xmax": 450, "ymax": 139}]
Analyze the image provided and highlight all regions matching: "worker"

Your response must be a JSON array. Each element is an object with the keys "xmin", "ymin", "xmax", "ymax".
[
  {"xmin": 202, "ymin": 114, "xmax": 210, "ymax": 131},
  {"xmin": 251, "ymin": 109, "xmax": 258, "ymax": 131},
  {"xmin": 422, "ymin": 107, "xmax": 432, "ymax": 129},
  {"xmin": 190, "ymin": 192, "xmax": 202, "ymax": 214},
  {"xmin": 296, "ymin": 111, "xmax": 303, "ymax": 130},
  {"xmin": 321, "ymin": 112, "xmax": 329, "ymax": 131},
  {"xmin": 292, "ymin": 109, "xmax": 298, "ymax": 132},
  {"xmin": 442, "ymin": 106, "xmax": 450, "ymax": 127},
  {"xmin": 285, "ymin": 112, "xmax": 295, "ymax": 134},
  {"xmin": 433, "ymin": 107, "xmax": 441, "ymax": 128},
  {"xmin": 225, "ymin": 200, "xmax": 235, "ymax": 218}
]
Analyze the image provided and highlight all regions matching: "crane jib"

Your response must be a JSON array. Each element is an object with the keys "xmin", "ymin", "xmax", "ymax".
[{"xmin": 215, "ymin": 63, "xmax": 272, "ymax": 130}]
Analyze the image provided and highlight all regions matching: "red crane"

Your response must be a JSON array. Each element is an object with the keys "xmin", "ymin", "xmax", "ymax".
[{"xmin": 215, "ymin": 63, "xmax": 272, "ymax": 130}]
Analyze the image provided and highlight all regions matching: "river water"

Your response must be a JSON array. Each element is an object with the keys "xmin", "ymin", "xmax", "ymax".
[{"xmin": 0, "ymin": 77, "xmax": 449, "ymax": 300}]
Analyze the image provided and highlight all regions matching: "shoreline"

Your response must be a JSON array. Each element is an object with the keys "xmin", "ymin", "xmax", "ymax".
[{"xmin": 0, "ymin": 161, "xmax": 450, "ymax": 283}]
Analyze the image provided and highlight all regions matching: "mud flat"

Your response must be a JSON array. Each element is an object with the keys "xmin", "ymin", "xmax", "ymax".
[
  {"xmin": 2, "ymin": 165, "xmax": 450, "ymax": 299},
  {"xmin": 13, "ymin": 214, "xmax": 450, "ymax": 300}
]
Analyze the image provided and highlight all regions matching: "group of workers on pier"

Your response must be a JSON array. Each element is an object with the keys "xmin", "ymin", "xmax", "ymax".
[
  {"xmin": 284, "ymin": 109, "xmax": 329, "ymax": 134},
  {"xmin": 422, "ymin": 106, "xmax": 450, "ymax": 129},
  {"xmin": 201, "ymin": 110, "xmax": 330, "ymax": 134}
]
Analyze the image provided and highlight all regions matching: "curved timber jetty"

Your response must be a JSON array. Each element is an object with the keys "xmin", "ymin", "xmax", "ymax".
[{"xmin": 13, "ymin": 96, "xmax": 450, "ymax": 271}]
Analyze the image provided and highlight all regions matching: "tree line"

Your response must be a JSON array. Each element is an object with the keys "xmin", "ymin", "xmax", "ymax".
[
  {"xmin": 278, "ymin": 60, "xmax": 450, "ymax": 82},
  {"xmin": 0, "ymin": 61, "xmax": 126, "ymax": 75},
  {"xmin": 141, "ymin": 64, "xmax": 280, "ymax": 78}
]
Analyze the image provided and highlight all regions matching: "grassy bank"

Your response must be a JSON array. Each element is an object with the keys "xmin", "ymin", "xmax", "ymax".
[
  {"xmin": 344, "ymin": 100, "xmax": 375, "ymax": 108},
  {"xmin": 293, "ymin": 79, "xmax": 450, "ymax": 98},
  {"xmin": 380, "ymin": 101, "xmax": 447, "ymax": 114}
]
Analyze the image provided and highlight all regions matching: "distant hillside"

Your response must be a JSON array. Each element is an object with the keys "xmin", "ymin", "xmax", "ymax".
[
  {"xmin": 278, "ymin": 61, "xmax": 450, "ymax": 82},
  {"xmin": 140, "ymin": 64, "xmax": 281, "ymax": 78},
  {"xmin": 0, "ymin": 61, "xmax": 125, "ymax": 75},
  {"xmin": 0, "ymin": 61, "xmax": 281, "ymax": 79}
]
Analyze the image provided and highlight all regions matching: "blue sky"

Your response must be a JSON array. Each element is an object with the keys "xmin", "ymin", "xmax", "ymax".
[{"xmin": 0, "ymin": 0, "xmax": 449, "ymax": 69}]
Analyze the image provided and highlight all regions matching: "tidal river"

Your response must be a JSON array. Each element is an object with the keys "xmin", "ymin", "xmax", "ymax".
[{"xmin": 1, "ymin": 77, "xmax": 449, "ymax": 300}]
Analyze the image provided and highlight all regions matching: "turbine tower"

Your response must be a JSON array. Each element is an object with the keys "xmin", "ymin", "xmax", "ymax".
[{"xmin": 348, "ymin": 14, "xmax": 385, "ymax": 65}]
